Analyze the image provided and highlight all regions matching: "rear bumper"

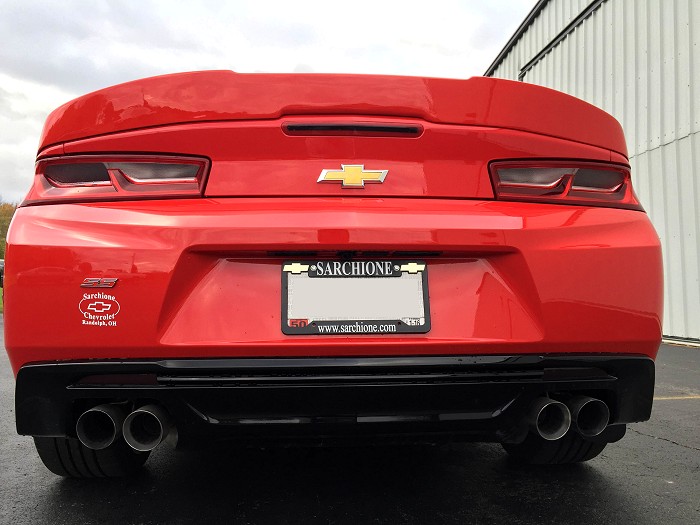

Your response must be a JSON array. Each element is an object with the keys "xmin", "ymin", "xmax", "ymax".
[
  {"xmin": 4, "ymin": 199, "xmax": 663, "ymax": 370},
  {"xmin": 16, "ymin": 354, "xmax": 654, "ymax": 444}
]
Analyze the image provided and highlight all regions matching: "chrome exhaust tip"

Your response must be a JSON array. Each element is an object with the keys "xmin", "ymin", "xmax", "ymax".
[
  {"xmin": 76, "ymin": 404, "xmax": 125, "ymax": 450},
  {"xmin": 123, "ymin": 404, "xmax": 172, "ymax": 452},
  {"xmin": 568, "ymin": 396, "xmax": 610, "ymax": 437},
  {"xmin": 529, "ymin": 397, "xmax": 571, "ymax": 441}
]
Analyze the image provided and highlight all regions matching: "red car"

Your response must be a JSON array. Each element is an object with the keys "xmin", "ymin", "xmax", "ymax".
[{"xmin": 3, "ymin": 72, "xmax": 662, "ymax": 477}]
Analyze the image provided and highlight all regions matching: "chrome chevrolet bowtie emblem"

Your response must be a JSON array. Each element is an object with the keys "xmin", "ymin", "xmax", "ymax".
[{"xmin": 317, "ymin": 165, "xmax": 388, "ymax": 188}]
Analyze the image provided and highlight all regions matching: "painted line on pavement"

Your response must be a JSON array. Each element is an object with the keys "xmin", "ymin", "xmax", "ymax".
[{"xmin": 653, "ymin": 395, "xmax": 700, "ymax": 400}]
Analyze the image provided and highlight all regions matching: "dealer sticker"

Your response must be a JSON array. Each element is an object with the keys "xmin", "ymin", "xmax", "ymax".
[{"xmin": 79, "ymin": 292, "xmax": 120, "ymax": 327}]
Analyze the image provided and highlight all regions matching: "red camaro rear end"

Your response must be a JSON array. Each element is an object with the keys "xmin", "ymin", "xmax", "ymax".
[{"xmin": 3, "ymin": 72, "xmax": 662, "ymax": 477}]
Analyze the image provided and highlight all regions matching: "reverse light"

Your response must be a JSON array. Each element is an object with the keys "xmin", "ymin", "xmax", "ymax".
[
  {"xmin": 489, "ymin": 161, "xmax": 643, "ymax": 211},
  {"xmin": 24, "ymin": 155, "xmax": 209, "ymax": 205}
]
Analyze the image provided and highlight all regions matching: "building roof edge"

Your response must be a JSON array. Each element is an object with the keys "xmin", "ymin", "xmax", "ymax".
[{"xmin": 483, "ymin": 0, "xmax": 551, "ymax": 77}]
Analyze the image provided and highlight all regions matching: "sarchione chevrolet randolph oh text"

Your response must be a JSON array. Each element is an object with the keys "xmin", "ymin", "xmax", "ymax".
[{"xmin": 2, "ymin": 71, "xmax": 662, "ymax": 477}]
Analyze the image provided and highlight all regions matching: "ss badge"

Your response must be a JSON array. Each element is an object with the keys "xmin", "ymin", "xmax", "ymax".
[{"xmin": 81, "ymin": 278, "xmax": 118, "ymax": 288}]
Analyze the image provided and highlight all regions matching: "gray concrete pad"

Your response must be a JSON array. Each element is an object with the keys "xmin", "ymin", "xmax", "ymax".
[{"xmin": 1, "ymin": 317, "xmax": 698, "ymax": 524}]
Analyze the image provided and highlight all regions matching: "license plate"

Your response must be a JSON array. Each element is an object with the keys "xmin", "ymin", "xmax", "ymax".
[{"xmin": 282, "ymin": 260, "xmax": 430, "ymax": 335}]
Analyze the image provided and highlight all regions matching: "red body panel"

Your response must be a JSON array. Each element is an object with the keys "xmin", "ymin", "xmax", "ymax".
[
  {"xmin": 38, "ymin": 71, "xmax": 628, "ymax": 157},
  {"xmin": 5, "ymin": 197, "xmax": 661, "ymax": 373}
]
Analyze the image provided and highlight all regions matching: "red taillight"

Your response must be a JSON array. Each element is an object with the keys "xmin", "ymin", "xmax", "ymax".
[
  {"xmin": 489, "ymin": 161, "xmax": 643, "ymax": 211},
  {"xmin": 23, "ymin": 155, "xmax": 210, "ymax": 205}
]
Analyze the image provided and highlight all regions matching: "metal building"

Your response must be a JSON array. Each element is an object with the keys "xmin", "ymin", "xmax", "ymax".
[{"xmin": 486, "ymin": 0, "xmax": 700, "ymax": 341}]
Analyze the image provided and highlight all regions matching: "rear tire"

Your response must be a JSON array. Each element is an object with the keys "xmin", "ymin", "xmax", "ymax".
[
  {"xmin": 502, "ymin": 430, "xmax": 607, "ymax": 464},
  {"xmin": 34, "ymin": 437, "xmax": 150, "ymax": 477}
]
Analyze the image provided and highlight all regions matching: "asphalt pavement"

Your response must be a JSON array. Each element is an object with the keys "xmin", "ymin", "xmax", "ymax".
[{"xmin": 0, "ymin": 316, "xmax": 698, "ymax": 524}]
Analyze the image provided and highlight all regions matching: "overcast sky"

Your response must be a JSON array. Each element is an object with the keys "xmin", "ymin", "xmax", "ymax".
[{"xmin": 0, "ymin": 0, "xmax": 535, "ymax": 203}]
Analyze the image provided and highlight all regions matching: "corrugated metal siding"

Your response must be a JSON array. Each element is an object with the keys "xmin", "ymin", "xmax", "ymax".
[
  {"xmin": 488, "ymin": 0, "xmax": 700, "ymax": 339},
  {"xmin": 490, "ymin": 0, "xmax": 593, "ymax": 79}
]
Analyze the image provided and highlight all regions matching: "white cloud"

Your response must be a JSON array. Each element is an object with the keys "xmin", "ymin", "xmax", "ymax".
[
  {"xmin": 0, "ymin": 0, "xmax": 536, "ymax": 202},
  {"xmin": 0, "ymin": 73, "xmax": 78, "ymax": 202}
]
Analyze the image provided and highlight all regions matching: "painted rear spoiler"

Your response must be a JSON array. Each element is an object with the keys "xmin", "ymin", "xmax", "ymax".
[{"xmin": 39, "ymin": 71, "xmax": 627, "ymax": 158}]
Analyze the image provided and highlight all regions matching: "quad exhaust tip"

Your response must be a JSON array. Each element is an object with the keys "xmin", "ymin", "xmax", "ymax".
[
  {"xmin": 568, "ymin": 396, "xmax": 610, "ymax": 437},
  {"xmin": 529, "ymin": 397, "xmax": 571, "ymax": 441},
  {"xmin": 76, "ymin": 404, "xmax": 125, "ymax": 450},
  {"xmin": 123, "ymin": 404, "xmax": 172, "ymax": 452}
]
